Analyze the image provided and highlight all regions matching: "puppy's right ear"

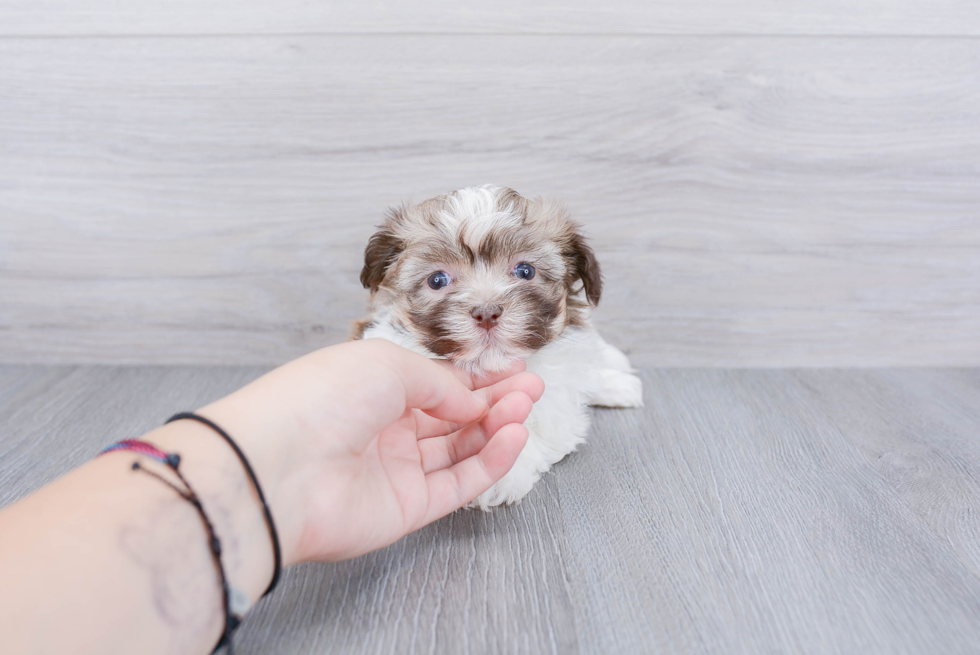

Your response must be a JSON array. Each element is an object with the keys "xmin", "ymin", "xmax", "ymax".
[{"xmin": 360, "ymin": 208, "xmax": 405, "ymax": 292}]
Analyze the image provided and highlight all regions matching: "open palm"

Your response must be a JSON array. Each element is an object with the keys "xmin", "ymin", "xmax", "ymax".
[{"xmin": 206, "ymin": 339, "xmax": 544, "ymax": 564}]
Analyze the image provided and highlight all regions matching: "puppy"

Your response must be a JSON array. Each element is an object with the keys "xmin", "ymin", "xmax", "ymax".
[{"xmin": 356, "ymin": 184, "xmax": 642, "ymax": 509}]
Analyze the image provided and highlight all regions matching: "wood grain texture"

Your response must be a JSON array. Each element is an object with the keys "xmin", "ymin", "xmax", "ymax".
[
  {"xmin": 557, "ymin": 370, "xmax": 980, "ymax": 654},
  {"xmin": 2, "ymin": 0, "xmax": 979, "ymax": 36},
  {"xmin": 790, "ymin": 369, "xmax": 980, "ymax": 579},
  {"xmin": 2, "ymin": 36, "xmax": 979, "ymax": 366},
  {"xmin": 2, "ymin": 366, "xmax": 980, "ymax": 654},
  {"xmin": 237, "ymin": 480, "xmax": 579, "ymax": 655},
  {"xmin": 0, "ymin": 366, "xmax": 266, "ymax": 506}
]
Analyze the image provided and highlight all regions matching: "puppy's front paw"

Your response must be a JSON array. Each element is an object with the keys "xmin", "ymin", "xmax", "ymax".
[
  {"xmin": 468, "ymin": 463, "xmax": 539, "ymax": 511},
  {"xmin": 590, "ymin": 369, "xmax": 643, "ymax": 408}
]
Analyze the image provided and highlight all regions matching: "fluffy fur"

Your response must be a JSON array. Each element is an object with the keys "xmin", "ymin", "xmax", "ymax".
[{"xmin": 356, "ymin": 184, "xmax": 642, "ymax": 508}]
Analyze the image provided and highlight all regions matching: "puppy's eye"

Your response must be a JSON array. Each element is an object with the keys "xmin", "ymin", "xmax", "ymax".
[
  {"xmin": 427, "ymin": 271, "xmax": 452, "ymax": 290},
  {"xmin": 513, "ymin": 262, "xmax": 536, "ymax": 280}
]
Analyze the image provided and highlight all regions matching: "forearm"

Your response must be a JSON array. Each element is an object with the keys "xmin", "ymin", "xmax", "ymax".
[
  {"xmin": 0, "ymin": 345, "xmax": 373, "ymax": 655},
  {"xmin": 0, "ymin": 340, "xmax": 540, "ymax": 654},
  {"xmin": 0, "ymin": 421, "xmax": 276, "ymax": 655}
]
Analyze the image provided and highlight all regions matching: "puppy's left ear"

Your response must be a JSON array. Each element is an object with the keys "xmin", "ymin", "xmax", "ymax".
[
  {"xmin": 566, "ymin": 230, "xmax": 603, "ymax": 306},
  {"xmin": 360, "ymin": 208, "xmax": 405, "ymax": 292}
]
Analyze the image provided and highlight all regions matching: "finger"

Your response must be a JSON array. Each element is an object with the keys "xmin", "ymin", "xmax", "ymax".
[
  {"xmin": 419, "ymin": 391, "xmax": 534, "ymax": 473},
  {"xmin": 432, "ymin": 358, "xmax": 527, "ymax": 391},
  {"xmin": 421, "ymin": 423, "xmax": 529, "ymax": 525},
  {"xmin": 472, "ymin": 359, "xmax": 528, "ymax": 389},
  {"xmin": 475, "ymin": 371, "xmax": 545, "ymax": 407},
  {"xmin": 412, "ymin": 372, "xmax": 544, "ymax": 439},
  {"xmin": 360, "ymin": 339, "xmax": 490, "ymax": 427}
]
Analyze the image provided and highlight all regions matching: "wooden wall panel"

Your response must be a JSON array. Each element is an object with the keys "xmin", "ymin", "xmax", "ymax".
[
  {"xmin": 2, "ymin": 36, "xmax": 978, "ymax": 366},
  {"xmin": 2, "ymin": 0, "xmax": 979, "ymax": 36}
]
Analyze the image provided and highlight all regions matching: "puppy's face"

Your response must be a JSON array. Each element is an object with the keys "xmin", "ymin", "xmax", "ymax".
[{"xmin": 360, "ymin": 185, "xmax": 601, "ymax": 373}]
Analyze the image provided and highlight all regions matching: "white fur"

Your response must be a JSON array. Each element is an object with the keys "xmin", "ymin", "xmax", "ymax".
[
  {"xmin": 439, "ymin": 184, "xmax": 524, "ymax": 247},
  {"xmin": 362, "ymin": 316, "xmax": 643, "ymax": 509}
]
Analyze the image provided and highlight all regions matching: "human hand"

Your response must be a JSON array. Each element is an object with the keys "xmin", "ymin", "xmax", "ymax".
[
  {"xmin": 0, "ymin": 338, "xmax": 543, "ymax": 655},
  {"xmin": 198, "ymin": 339, "xmax": 544, "ymax": 565}
]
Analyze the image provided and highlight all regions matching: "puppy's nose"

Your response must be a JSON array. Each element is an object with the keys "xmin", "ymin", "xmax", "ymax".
[{"xmin": 471, "ymin": 304, "xmax": 503, "ymax": 330}]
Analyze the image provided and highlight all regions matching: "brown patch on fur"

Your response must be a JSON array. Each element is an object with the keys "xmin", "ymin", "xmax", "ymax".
[
  {"xmin": 360, "ymin": 207, "xmax": 405, "ymax": 292},
  {"xmin": 513, "ymin": 286, "xmax": 562, "ymax": 351},
  {"xmin": 563, "ymin": 230, "xmax": 602, "ymax": 307},
  {"xmin": 349, "ymin": 318, "xmax": 373, "ymax": 340},
  {"xmin": 457, "ymin": 238, "xmax": 477, "ymax": 265},
  {"xmin": 476, "ymin": 229, "xmax": 539, "ymax": 263},
  {"xmin": 496, "ymin": 187, "xmax": 530, "ymax": 220},
  {"xmin": 414, "ymin": 195, "xmax": 450, "ymax": 227},
  {"xmin": 410, "ymin": 300, "xmax": 464, "ymax": 358}
]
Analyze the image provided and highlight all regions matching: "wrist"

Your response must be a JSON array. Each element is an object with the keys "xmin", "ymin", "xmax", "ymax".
[
  {"xmin": 193, "ymin": 387, "xmax": 313, "ymax": 568},
  {"xmin": 145, "ymin": 420, "xmax": 282, "ymax": 604}
]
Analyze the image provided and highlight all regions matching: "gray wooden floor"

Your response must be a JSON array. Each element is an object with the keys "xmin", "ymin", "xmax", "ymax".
[{"xmin": 2, "ymin": 366, "xmax": 980, "ymax": 654}]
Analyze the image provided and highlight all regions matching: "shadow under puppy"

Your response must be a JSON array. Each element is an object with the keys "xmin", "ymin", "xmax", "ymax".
[{"xmin": 355, "ymin": 184, "xmax": 642, "ymax": 509}]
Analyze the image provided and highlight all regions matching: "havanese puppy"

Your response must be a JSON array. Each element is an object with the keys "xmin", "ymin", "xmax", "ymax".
[{"xmin": 355, "ymin": 184, "xmax": 642, "ymax": 509}]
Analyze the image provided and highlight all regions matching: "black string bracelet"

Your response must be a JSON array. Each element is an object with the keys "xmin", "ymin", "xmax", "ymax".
[
  {"xmin": 131, "ymin": 460, "xmax": 243, "ymax": 654},
  {"xmin": 99, "ymin": 439, "xmax": 244, "ymax": 654},
  {"xmin": 166, "ymin": 412, "xmax": 282, "ymax": 598}
]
